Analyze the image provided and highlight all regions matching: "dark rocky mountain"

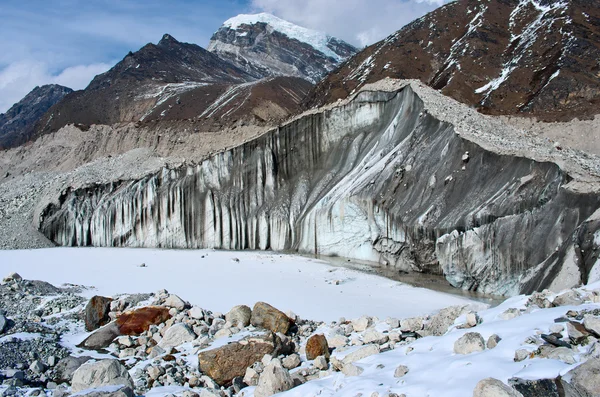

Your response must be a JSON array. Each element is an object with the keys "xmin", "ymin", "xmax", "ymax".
[
  {"xmin": 306, "ymin": 0, "xmax": 600, "ymax": 122},
  {"xmin": 208, "ymin": 13, "xmax": 357, "ymax": 83},
  {"xmin": 35, "ymin": 34, "xmax": 255, "ymax": 135},
  {"xmin": 0, "ymin": 85, "xmax": 72, "ymax": 149},
  {"xmin": 34, "ymin": 33, "xmax": 315, "ymax": 138}
]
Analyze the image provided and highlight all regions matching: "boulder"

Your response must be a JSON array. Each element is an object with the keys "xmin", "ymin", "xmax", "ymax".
[
  {"xmin": 254, "ymin": 359, "xmax": 294, "ymax": 397},
  {"xmin": 251, "ymin": 302, "xmax": 292, "ymax": 334},
  {"xmin": 454, "ymin": 332, "xmax": 485, "ymax": 355},
  {"xmin": 198, "ymin": 332, "xmax": 282, "ymax": 386},
  {"xmin": 566, "ymin": 357, "xmax": 600, "ymax": 396},
  {"xmin": 158, "ymin": 323, "xmax": 196, "ymax": 350},
  {"xmin": 282, "ymin": 354, "xmax": 301, "ymax": 370},
  {"xmin": 341, "ymin": 363, "xmax": 364, "ymax": 376},
  {"xmin": 306, "ymin": 334, "xmax": 330, "ymax": 360},
  {"xmin": 331, "ymin": 344, "xmax": 380, "ymax": 370},
  {"xmin": 352, "ymin": 316, "xmax": 372, "ymax": 332},
  {"xmin": 487, "ymin": 334, "xmax": 501, "ymax": 349},
  {"xmin": 500, "ymin": 308, "xmax": 521, "ymax": 320},
  {"xmin": 226, "ymin": 305, "xmax": 252, "ymax": 328},
  {"xmin": 553, "ymin": 290, "xmax": 583, "ymax": 307},
  {"xmin": 84, "ymin": 296, "xmax": 113, "ymax": 332},
  {"xmin": 243, "ymin": 367, "xmax": 260, "ymax": 386},
  {"xmin": 188, "ymin": 306, "xmax": 204, "ymax": 320},
  {"xmin": 426, "ymin": 306, "xmax": 468, "ymax": 336},
  {"xmin": 363, "ymin": 329, "xmax": 389, "ymax": 345},
  {"xmin": 327, "ymin": 334, "xmax": 348, "ymax": 349},
  {"xmin": 2, "ymin": 272, "xmax": 22, "ymax": 283},
  {"xmin": 474, "ymin": 378, "xmax": 522, "ymax": 397},
  {"xmin": 78, "ymin": 322, "xmax": 121, "ymax": 350},
  {"xmin": 584, "ymin": 315, "xmax": 600, "ymax": 337},
  {"xmin": 509, "ymin": 377, "xmax": 567, "ymax": 397},
  {"xmin": 567, "ymin": 321, "xmax": 590, "ymax": 343},
  {"xmin": 164, "ymin": 294, "xmax": 187, "ymax": 311},
  {"xmin": 116, "ymin": 306, "xmax": 171, "ymax": 335},
  {"xmin": 71, "ymin": 359, "xmax": 134, "ymax": 393},
  {"xmin": 69, "ymin": 385, "xmax": 133, "ymax": 397},
  {"xmin": 314, "ymin": 356, "xmax": 328, "ymax": 370},
  {"xmin": 394, "ymin": 365, "xmax": 409, "ymax": 378},
  {"xmin": 51, "ymin": 356, "xmax": 92, "ymax": 383}
]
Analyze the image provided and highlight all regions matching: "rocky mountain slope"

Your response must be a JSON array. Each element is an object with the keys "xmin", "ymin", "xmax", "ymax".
[
  {"xmin": 32, "ymin": 34, "xmax": 313, "ymax": 141},
  {"xmin": 26, "ymin": 80, "xmax": 600, "ymax": 296},
  {"xmin": 306, "ymin": 0, "xmax": 600, "ymax": 122},
  {"xmin": 208, "ymin": 13, "xmax": 357, "ymax": 83},
  {"xmin": 0, "ymin": 84, "xmax": 72, "ymax": 149}
]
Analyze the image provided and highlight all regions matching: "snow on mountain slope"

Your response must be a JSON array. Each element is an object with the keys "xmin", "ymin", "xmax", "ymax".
[
  {"xmin": 223, "ymin": 13, "xmax": 345, "ymax": 61},
  {"xmin": 209, "ymin": 13, "xmax": 357, "ymax": 83}
]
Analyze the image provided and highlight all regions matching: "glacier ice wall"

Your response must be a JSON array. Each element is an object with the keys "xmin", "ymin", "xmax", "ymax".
[{"xmin": 39, "ymin": 87, "xmax": 600, "ymax": 295}]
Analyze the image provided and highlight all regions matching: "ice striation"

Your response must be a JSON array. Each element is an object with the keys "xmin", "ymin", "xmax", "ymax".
[{"xmin": 39, "ymin": 86, "xmax": 600, "ymax": 296}]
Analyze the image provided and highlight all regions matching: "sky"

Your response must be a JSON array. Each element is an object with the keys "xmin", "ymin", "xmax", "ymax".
[{"xmin": 0, "ymin": 0, "xmax": 449, "ymax": 113}]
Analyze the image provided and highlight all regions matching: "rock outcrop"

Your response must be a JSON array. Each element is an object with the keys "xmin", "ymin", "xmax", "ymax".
[{"xmin": 38, "ymin": 81, "xmax": 600, "ymax": 296}]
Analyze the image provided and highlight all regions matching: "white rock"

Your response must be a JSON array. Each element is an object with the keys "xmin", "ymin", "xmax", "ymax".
[
  {"xmin": 386, "ymin": 318, "xmax": 400, "ymax": 328},
  {"xmin": 327, "ymin": 334, "xmax": 348, "ymax": 349},
  {"xmin": 341, "ymin": 344, "xmax": 380, "ymax": 365},
  {"xmin": 362, "ymin": 329, "xmax": 389, "ymax": 345},
  {"xmin": 514, "ymin": 349, "xmax": 531, "ymax": 362},
  {"xmin": 487, "ymin": 334, "xmax": 501, "ymax": 349},
  {"xmin": 71, "ymin": 359, "xmax": 134, "ymax": 393},
  {"xmin": 466, "ymin": 312, "xmax": 479, "ymax": 327},
  {"xmin": 341, "ymin": 363, "xmax": 364, "ymax": 377},
  {"xmin": 549, "ymin": 324, "xmax": 564, "ymax": 334},
  {"xmin": 500, "ymin": 308, "xmax": 521, "ymax": 320},
  {"xmin": 314, "ymin": 356, "xmax": 328, "ymax": 370},
  {"xmin": 282, "ymin": 354, "xmax": 301, "ymax": 370},
  {"xmin": 394, "ymin": 365, "xmax": 409, "ymax": 378},
  {"xmin": 400, "ymin": 317, "xmax": 424, "ymax": 332},
  {"xmin": 164, "ymin": 294, "xmax": 186, "ymax": 311},
  {"xmin": 262, "ymin": 354, "xmax": 274, "ymax": 367},
  {"xmin": 29, "ymin": 360, "xmax": 46, "ymax": 374},
  {"xmin": 584, "ymin": 315, "xmax": 600, "ymax": 336},
  {"xmin": 254, "ymin": 359, "xmax": 294, "ymax": 397},
  {"xmin": 453, "ymin": 332, "xmax": 485, "ymax": 355},
  {"xmin": 214, "ymin": 328, "xmax": 233, "ymax": 339},
  {"xmin": 473, "ymin": 378, "xmax": 523, "ymax": 397},
  {"xmin": 353, "ymin": 316, "xmax": 372, "ymax": 332},
  {"xmin": 117, "ymin": 336, "xmax": 133, "ymax": 348},
  {"xmin": 243, "ymin": 367, "xmax": 260, "ymax": 386},
  {"xmin": 158, "ymin": 323, "xmax": 196, "ymax": 349},
  {"xmin": 188, "ymin": 306, "xmax": 204, "ymax": 320}
]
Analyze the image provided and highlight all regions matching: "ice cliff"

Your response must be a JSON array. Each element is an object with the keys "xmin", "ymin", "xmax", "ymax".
[{"xmin": 38, "ymin": 84, "xmax": 600, "ymax": 296}]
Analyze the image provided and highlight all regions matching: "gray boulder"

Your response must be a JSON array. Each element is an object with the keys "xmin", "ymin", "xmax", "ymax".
[
  {"xmin": 254, "ymin": 358, "xmax": 294, "ymax": 397},
  {"xmin": 566, "ymin": 357, "xmax": 600, "ymax": 396},
  {"xmin": 583, "ymin": 315, "xmax": 600, "ymax": 337},
  {"xmin": 78, "ymin": 322, "xmax": 121, "ymax": 350},
  {"xmin": 71, "ymin": 359, "xmax": 134, "ymax": 393},
  {"xmin": 84, "ymin": 296, "xmax": 113, "ymax": 332},
  {"xmin": 226, "ymin": 305, "xmax": 252, "ymax": 328},
  {"xmin": 68, "ymin": 385, "xmax": 133, "ymax": 397},
  {"xmin": 164, "ymin": 294, "xmax": 187, "ymax": 311},
  {"xmin": 51, "ymin": 356, "xmax": 93, "ymax": 383},
  {"xmin": 427, "ymin": 306, "xmax": 468, "ymax": 336},
  {"xmin": 454, "ymin": 332, "xmax": 485, "ymax": 355},
  {"xmin": 474, "ymin": 378, "xmax": 522, "ymax": 397},
  {"xmin": 158, "ymin": 323, "xmax": 196, "ymax": 350}
]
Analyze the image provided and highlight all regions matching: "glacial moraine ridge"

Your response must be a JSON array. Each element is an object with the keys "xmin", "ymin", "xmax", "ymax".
[{"xmin": 39, "ymin": 85, "xmax": 600, "ymax": 296}]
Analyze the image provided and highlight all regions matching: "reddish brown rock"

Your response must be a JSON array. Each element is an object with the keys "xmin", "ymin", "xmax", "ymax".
[
  {"xmin": 306, "ymin": 334, "xmax": 330, "ymax": 360},
  {"xmin": 198, "ymin": 332, "xmax": 282, "ymax": 386},
  {"xmin": 250, "ymin": 302, "xmax": 293, "ymax": 335},
  {"xmin": 117, "ymin": 306, "xmax": 171, "ymax": 335},
  {"xmin": 84, "ymin": 296, "xmax": 113, "ymax": 332}
]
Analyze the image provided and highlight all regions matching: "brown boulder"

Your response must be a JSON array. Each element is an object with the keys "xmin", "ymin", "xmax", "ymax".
[
  {"xmin": 117, "ymin": 306, "xmax": 171, "ymax": 335},
  {"xmin": 250, "ymin": 302, "xmax": 292, "ymax": 334},
  {"xmin": 84, "ymin": 296, "xmax": 113, "ymax": 332},
  {"xmin": 306, "ymin": 334, "xmax": 329, "ymax": 360},
  {"xmin": 198, "ymin": 332, "xmax": 282, "ymax": 386}
]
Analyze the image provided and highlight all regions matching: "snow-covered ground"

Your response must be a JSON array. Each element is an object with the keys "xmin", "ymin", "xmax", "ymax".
[{"xmin": 0, "ymin": 248, "xmax": 482, "ymax": 322}]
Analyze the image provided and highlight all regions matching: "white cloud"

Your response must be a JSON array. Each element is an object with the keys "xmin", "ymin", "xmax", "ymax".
[
  {"xmin": 0, "ymin": 61, "xmax": 112, "ymax": 113},
  {"xmin": 251, "ymin": 0, "xmax": 451, "ymax": 47}
]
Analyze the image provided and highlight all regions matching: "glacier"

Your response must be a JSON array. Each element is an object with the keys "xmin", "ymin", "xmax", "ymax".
[{"xmin": 38, "ymin": 85, "xmax": 600, "ymax": 296}]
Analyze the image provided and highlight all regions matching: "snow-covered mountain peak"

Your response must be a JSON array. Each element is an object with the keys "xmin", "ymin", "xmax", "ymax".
[
  {"xmin": 209, "ymin": 13, "xmax": 357, "ymax": 83},
  {"xmin": 222, "ymin": 13, "xmax": 341, "ymax": 61}
]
